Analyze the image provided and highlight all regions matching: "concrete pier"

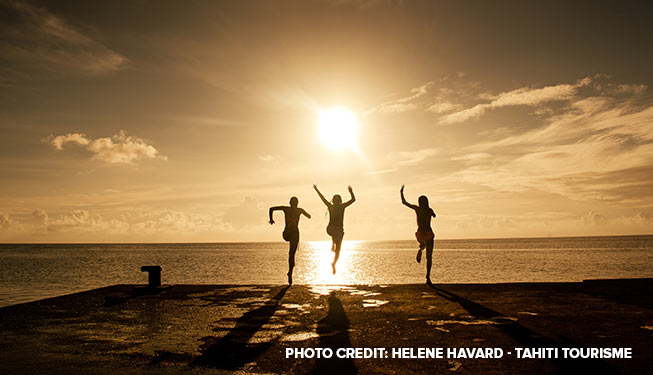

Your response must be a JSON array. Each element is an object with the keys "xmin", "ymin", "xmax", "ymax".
[{"xmin": 0, "ymin": 279, "xmax": 650, "ymax": 374}]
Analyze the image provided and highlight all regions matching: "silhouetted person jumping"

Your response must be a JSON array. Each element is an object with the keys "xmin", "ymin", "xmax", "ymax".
[
  {"xmin": 269, "ymin": 197, "xmax": 311, "ymax": 285},
  {"xmin": 400, "ymin": 184, "xmax": 436, "ymax": 285},
  {"xmin": 313, "ymin": 184, "xmax": 356, "ymax": 274}
]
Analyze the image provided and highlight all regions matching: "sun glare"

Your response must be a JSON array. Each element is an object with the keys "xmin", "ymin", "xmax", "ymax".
[
  {"xmin": 301, "ymin": 240, "xmax": 363, "ymax": 285},
  {"xmin": 316, "ymin": 107, "xmax": 360, "ymax": 152}
]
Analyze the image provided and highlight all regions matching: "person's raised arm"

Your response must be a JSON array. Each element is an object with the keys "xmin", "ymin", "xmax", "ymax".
[
  {"xmin": 301, "ymin": 208, "xmax": 311, "ymax": 219},
  {"xmin": 268, "ymin": 206, "xmax": 283, "ymax": 225},
  {"xmin": 400, "ymin": 184, "xmax": 418, "ymax": 210},
  {"xmin": 344, "ymin": 185, "xmax": 356, "ymax": 207},
  {"xmin": 313, "ymin": 184, "xmax": 331, "ymax": 207}
]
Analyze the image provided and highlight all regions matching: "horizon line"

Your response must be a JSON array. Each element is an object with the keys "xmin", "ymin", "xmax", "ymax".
[{"xmin": 1, "ymin": 233, "xmax": 651, "ymax": 245}]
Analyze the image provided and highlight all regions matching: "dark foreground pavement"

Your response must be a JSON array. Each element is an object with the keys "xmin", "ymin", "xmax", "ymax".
[{"xmin": 0, "ymin": 279, "xmax": 651, "ymax": 374}]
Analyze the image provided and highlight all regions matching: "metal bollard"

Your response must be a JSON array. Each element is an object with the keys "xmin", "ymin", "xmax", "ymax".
[{"xmin": 140, "ymin": 265, "xmax": 162, "ymax": 287}]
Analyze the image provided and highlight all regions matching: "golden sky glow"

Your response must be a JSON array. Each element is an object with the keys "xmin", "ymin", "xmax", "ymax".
[{"xmin": 0, "ymin": 0, "xmax": 652, "ymax": 242}]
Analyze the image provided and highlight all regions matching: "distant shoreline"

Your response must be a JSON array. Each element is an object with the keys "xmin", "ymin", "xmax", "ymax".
[{"xmin": 1, "ymin": 233, "xmax": 652, "ymax": 245}]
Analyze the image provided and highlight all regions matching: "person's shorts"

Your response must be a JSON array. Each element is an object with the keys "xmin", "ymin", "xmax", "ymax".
[
  {"xmin": 415, "ymin": 230, "xmax": 434, "ymax": 245},
  {"xmin": 327, "ymin": 225, "xmax": 344, "ymax": 238},
  {"xmin": 283, "ymin": 228, "xmax": 299, "ymax": 242}
]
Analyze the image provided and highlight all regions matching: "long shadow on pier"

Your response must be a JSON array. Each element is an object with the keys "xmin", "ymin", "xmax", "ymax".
[
  {"xmin": 196, "ymin": 286, "xmax": 289, "ymax": 370},
  {"xmin": 428, "ymin": 285, "xmax": 617, "ymax": 375},
  {"xmin": 314, "ymin": 291, "xmax": 358, "ymax": 375}
]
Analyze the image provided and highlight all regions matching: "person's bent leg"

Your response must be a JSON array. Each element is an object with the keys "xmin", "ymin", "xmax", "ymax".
[
  {"xmin": 415, "ymin": 232, "xmax": 425, "ymax": 263},
  {"xmin": 425, "ymin": 239, "xmax": 434, "ymax": 285}
]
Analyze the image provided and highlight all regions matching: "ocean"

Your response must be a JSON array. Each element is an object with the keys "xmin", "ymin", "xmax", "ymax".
[{"xmin": 0, "ymin": 235, "xmax": 651, "ymax": 307}]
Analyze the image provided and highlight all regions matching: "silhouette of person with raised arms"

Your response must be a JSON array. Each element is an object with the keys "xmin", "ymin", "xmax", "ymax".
[
  {"xmin": 313, "ymin": 184, "xmax": 356, "ymax": 274},
  {"xmin": 400, "ymin": 184, "xmax": 436, "ymax": 285},
  {"xmin": 269, "ymin": 197, "xmax": 311, "ymax": 285}
]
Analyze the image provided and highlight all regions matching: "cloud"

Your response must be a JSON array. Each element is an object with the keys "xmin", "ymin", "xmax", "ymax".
[
  {"xmin": 369, "ymin": 76, "xmax": 595, "ymax": 124},
  {"xmin": 366, "ymin": 81, "xmax": 434, "ymax": 114},
  {"xmin": 388, "ymin": 148, "xmax": 438, "ymax": 166},
  {"xmin": 630, "ymin": 211, "xmax": 653, "ymax": 225},
  {"xmin": 592, "ymin": 80, "xmax": 648, "ymax": 96},
  {"xmin": 447, "ymin": 77, "xmax": 653, "ymax": 204},
  {"xmin": 258, "ymin": 154, "xmax": 280, "ymax": 163},
  {"xmin": 364, "ymin": 168, "xmax": 396, "ymax": 175},
  {"xmin": 582, "ymin": 210, "xmax": 608, "ymax": 226},
  {"xmin": 87, "ymin": 131, "xmax": 167, "ymax": 164},
  {"xmin": 427, "ymin": 102, "xmax": 462, "ymax": 114},
  {"xmin": 375, "ymin": 102, "xmax": 419, "ymax": 113},
  {"xmin": 612, "ymin": 84, "xmax": 647, "ymax": 95},
  {"xmin": 223, "ymin": 197, "xmax": 265, "ymax": 230},
  {"xmin": 472, "ymin": 216, "xmax": 517, "ymax": 229},
  {"xmin": 439, "ymin": 77, "xmax": 592, "ymax": 124},
  {"xmin": 0, "ymin": 209, "xmax": 50, "ymax": 237},
  {"xmin": 0, "ymin": 208, "xmax": 233, "ymax": 241},
  {"xmin": 0, "ymin": 0, "xmax": 126, "ymax": 78},
  {"xmin": 444, "ymin": 211, "xmax": 578, "ymax": 238},
  {"xmin": 366, "ymin": 77, "xmax": 484, "ymax": 116},
  {"xmin": 30, "ymin": 208, "xmax": 49, "ymax": 230},
  {"xmin": 451, "ymin": 152, "xmax": 492, "ymax": 162},
  {"xmin": 77, "ymin": 210, "xmax": 229, "ymax": 237},
  {"xmin": 494, "ymin": 77, "xmax": 591, "ymax": 106},
  {"xmin": 46, "ymin": 130, "xmax": 167, "ymax": 164},
  {"xmin": 50, "ymin": 209, "xmax": 101, "ymax": 230},
  {"xmin": 50, "ymin": 133, "xmax": 90, "ymax": 150},
  {"xmin": 0, "ymin": 211, "xmax": 15, "ymax": 231},
  {"xmin": 438, "ymin": 104, "xmax": 487, "ymax": 124}
]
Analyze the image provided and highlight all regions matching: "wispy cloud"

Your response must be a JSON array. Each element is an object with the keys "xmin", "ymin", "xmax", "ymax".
[
  {"xmin": 258, "ymin": 154, "xmax": 280, "ymax": 163},
  {"xmin": 427, "ymin": 101, "xmax": 462, "ymax": 114},
  {"xmin": 439, "ymin": 77, "xmax": 592, "ymax": 124},
  {"xmin": 363, "ymin": 168, "xmax": 396, "ymax": 175},
  {"xmin": 0, "ymin": 0, "xmax": 126, "ymax": 78},
  {"xmin": 448, "ymin": 77, "xmax": 653, "ymax": 204},
  {"xmin": 388, "ymin": 148, "xmax": 438, "ymax": 166},
  {"xmin": 366, "ymin": 77, "xmax": 481, "ymax": 116},
  {"xmin": 367, "ymin": 81, "xmax": 434, "ymax": 114},
  {"xmin": 46, "ymin": 130, "xmax": 167, "ymax": 164}
]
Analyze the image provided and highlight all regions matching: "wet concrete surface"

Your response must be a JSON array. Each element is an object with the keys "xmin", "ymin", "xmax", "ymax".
[{"xmin": 0, "ymin": 279, "xmax": 651, "ymax": 374}]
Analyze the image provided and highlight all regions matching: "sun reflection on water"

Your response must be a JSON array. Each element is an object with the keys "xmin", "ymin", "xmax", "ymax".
[{"xmin": 301, "ymin": 240, "xmax": 364, "ymax": 285}]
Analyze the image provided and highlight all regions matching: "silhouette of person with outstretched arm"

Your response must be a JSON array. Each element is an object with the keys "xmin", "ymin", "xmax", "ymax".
[
  {"xmin": 400, "ymin": 184, "xmax": 436, "ymax": 285},
  {"xmin": 269, "ymin": 197, "xmax": 311, "ymax": 285},
  {"xmin": 313, "ymin": 184, "xmax": 355, "ymax": 274}
]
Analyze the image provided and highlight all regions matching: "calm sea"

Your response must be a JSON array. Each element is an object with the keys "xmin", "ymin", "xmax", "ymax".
[{"xmin": 0, "ymin": 235, "xmax": 651, "ymax": 307}]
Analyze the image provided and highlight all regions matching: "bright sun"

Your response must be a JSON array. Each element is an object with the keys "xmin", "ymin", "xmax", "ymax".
[{"xmin": 316, "ymin": 107, "xmax": 360, "ymax": 152}]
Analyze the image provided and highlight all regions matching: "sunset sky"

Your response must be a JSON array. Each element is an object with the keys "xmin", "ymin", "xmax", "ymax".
[{"xmin": 1, "ymin": 0, "xmax": 652, "ymax": 242}]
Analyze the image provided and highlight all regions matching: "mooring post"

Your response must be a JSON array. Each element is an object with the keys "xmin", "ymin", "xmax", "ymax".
[{"xmin": 140, "ymin": 265, "xmax": 162, "ymax": 287}]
